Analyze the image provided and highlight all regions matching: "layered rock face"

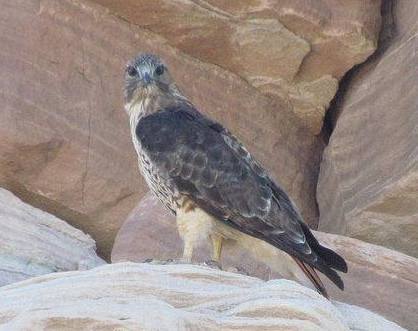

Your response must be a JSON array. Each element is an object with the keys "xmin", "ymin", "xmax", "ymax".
[
  {"xmin": 0, "ymin": 188, "xmax": 105, "ymax": 286},
  {"xmin": 112, "ymin": 193, "xmax": 418, "ymax": 331},
  {"xmin": 0, "ymin": 0, "xmax": 336, "ymax": 258},
  {"xmin": 91, "ymin": 0, "xmax": 382, "ymax": 133},
  {"xmin": 1, "ymin": 1, "xmax": 415, "ymax": 330},
  {"xmin": 316, "ymin": 231, "xmax": 418, "ymax": 331},
  {"xmin": 0, "ymin": 263, "xmax": 406, "ymax": 331},
  {"xmin": 317, "ymin": 1, "xmax": 418, "ymax": 257}
]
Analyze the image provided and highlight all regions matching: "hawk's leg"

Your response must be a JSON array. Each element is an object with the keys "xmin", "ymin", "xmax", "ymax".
[
  {"xmin": 200, "ymin": 234, "xmax": 224, "ymax": 270},
  {"xmin": 210, "ymin": 234, "xmax": 223, "ymax": 262},
  {"xmin": 182, "ymin": 239, "xmax": 194, "ymax": 263},
  {"xmin": 176, "ymin": 199, "xmax": 218, "ymax": 264}
]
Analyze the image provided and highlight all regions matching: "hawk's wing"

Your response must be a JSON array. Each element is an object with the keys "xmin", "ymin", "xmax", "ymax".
[{"xmin": 136, "ymin": 104, "xmax": 345, "ymax": 289}]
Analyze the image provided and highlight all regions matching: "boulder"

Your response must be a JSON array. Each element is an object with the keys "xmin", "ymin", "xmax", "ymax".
[
  {"xmin": 316, "ymin": 231, "xmax": 418, "ymax": 331},
  {"xmin": 317, "ymin": 0, "xmax": 418, "ymax": 258},
  {"xmin": 91, "ymin": 0, "xmax": 383, "ymax": 133},
  {"xmin": 0, "ymin": 262, "xmax": 406, "ymax": 331},
  {"xmin": 0, "ymin": 0, "xmax": 323, "ymax": 259},
  {"xmin": 0, "ymin": 188, "xmax": 105, "ymax": 286},
  {"xmin": 112, "ymin": 193, "xmax": 418, "ymax": 331}
]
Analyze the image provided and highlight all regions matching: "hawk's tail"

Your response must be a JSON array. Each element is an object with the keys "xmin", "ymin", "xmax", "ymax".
[
  {"xmin": 295, "ymin": 223, "xmax": 348, "ymax": 298},
  {"xmin": 301, "ymin": 222, "xmax": 348, "ymax": 273},
  {"xmin": 292, "ymin": 257, "xmax": 328, "ymax": 298}
]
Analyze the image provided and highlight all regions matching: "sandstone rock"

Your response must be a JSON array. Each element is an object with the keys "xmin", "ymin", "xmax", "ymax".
[
  {"xmin": 0, "ymin": 0, "xmax": 323, "ymax": 259},
  {"xmin": 112, "ymin": 193, "xmax": 418, "ymax": 331},
  {"xmin": 91, "ymin": 0, "xmax": 382, "ymax": 133},
  {"xmin": 0, "ymin": 188, "xmax": 105, "ymax": 287},
  {"xmin": 0, "ymin": 262, "xmax": 406, "ymax": 331},
  {"xmin": 316, "ymin": 231, "xmax": 418, "ymax": 331},
  {"xmin": 317, "ymin": 0, "xmax": 418, "ymax": 258}
]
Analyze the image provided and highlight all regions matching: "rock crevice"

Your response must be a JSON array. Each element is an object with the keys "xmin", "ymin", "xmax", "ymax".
[{"xmin": 318, "ymin": 0, "xmax": 418, "ymax": 258}]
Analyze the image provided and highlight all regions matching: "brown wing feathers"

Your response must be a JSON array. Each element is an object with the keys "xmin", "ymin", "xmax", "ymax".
[{"xmin": 136, "ymin": 104, "xmax": 347, "ymax": 297}]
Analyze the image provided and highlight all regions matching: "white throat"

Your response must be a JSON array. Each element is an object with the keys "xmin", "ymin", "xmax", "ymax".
[{"xmin": 126, "ymin": 98, "xmax": 149, "ymax": 146}]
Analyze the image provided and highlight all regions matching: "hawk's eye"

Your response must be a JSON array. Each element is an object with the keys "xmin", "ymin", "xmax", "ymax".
[
  {"xmin": 127, "ymin": 66, "xmax": 137, "ymax": 77},
  {"xmin": 155, "ymin": 65, "xmax": 165, "ymax": 76}
]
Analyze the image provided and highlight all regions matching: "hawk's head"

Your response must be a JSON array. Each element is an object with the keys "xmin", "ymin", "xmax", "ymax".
[{"xmin": 124, "ymin": 53, "xmax": 178, "ymax": 105}]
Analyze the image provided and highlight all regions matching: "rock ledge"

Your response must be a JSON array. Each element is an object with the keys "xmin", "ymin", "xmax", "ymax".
[{"xmin": 0, "ymin": 263, "xmax": 406, "ymax": 331}]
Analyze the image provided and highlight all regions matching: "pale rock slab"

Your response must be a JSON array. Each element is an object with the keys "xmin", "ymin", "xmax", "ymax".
[
  {"xmin": 112, "ymin": 193, "xmax": 418, "ymax": 331},
  {"xmin": 0, "ymin": 188, "xmax": 105, "ymax": 286},
  {"xmin": 317, "ymin": 0, "xmax": 418, "ymax": 258},
  {"xmin": 0, "ymin": 263, "xmax": 406, "ymax": 331}
]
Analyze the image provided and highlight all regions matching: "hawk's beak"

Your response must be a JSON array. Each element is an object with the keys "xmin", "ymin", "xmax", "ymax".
[{"xmin": 143, "ymin": 72, "xmax": 152, "ymax": 85}]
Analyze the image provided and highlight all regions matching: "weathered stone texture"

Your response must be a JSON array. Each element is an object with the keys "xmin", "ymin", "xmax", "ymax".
[
  {"xmin": 0, "ymin": 263, "xmax": 406, "ymax": 331},
  {"xmin": 0, "ymin": 188, "xmax": 105, "ymax": 286},
  {"xmin": 317, "ymin": 0, "xmax": 418, "ymax": 258},
  {"xmin": 91, "ymin": 0, "xmax": 382, "ymax": 133},
  {"xmin": 317, "ymin": 231, "xmax": 418, "ymax": 331}
]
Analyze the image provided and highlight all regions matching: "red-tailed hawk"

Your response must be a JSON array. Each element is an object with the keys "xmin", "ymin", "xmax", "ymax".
[{"xmin": 124, "ymin": 53, "xmax": 347, "ymax": 298}]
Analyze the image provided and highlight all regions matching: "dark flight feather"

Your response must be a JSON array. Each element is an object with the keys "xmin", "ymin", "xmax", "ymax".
[
  {"xmin": 136, "ymin": 103, "xmax": 347, "ymax": 294},
  {"xmin": 292, "ymin": 257, "xmax": 328, "ymax": 298}
]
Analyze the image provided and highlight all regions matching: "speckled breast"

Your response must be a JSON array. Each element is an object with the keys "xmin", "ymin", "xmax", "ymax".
[
  {"xmin": 136, "ymin": 146, "xmax": 177, "ymax": 214},
  {"xmin": 128, "ymin": 99, "xmax": 179, "ymax": 214}
]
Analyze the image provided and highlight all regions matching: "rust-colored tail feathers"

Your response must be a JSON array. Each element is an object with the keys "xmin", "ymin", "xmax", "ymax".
[{"xmin": 292, "ymin": 257, "xmax": 329, "ymax": 298}]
